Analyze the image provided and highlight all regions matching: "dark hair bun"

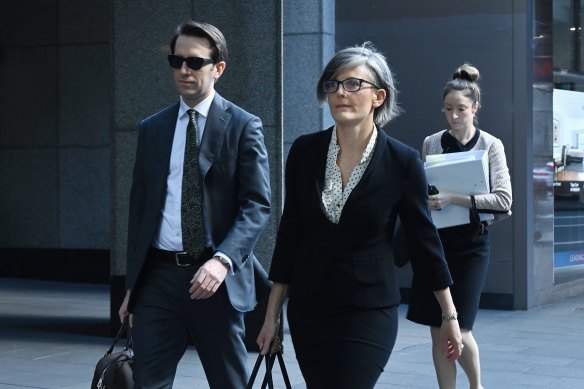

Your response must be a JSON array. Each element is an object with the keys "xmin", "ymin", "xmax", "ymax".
[{"xmin": 452, "ymin": 64, "xmax": 480, "ymax": 83}]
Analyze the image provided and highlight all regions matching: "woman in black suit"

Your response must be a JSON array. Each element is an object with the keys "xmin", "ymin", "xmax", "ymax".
[{"xmin": 256, "ymin": 42, "xmax": 463, "ymax": 388}]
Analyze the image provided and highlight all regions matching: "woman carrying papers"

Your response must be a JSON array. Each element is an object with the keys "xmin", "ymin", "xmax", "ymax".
[{"xmin": 407, "ymin": 63, "xmax": 512, "ymax": 389}]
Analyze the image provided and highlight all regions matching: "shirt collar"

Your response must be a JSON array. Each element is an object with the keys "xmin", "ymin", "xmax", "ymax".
[
  {"xmin": 179, "ymin": 89, "xmax": 216, "ymax": 119},
  {"xmin": 330, "ymin": 125, "xmax": 378, "ymax": 163}
]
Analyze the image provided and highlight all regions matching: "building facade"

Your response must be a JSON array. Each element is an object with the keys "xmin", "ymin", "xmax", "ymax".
[{"xmin": 0, "ymin": 1, "xmax": 582, "ymax": 323}]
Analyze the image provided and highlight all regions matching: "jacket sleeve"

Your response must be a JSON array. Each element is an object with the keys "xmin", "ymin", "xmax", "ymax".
[
  {"xmin": 397, "ymin": 150, "xmax": 452, "ymax": 291},
  {"xmin": 125, "ymin": 122, "xmax": 146, "ymax": 291},
  {"xmin": 268, "ymin": 139, "xmax": 304, "ymax": 284},
  {"xmin": 474, "ymin": 139, "xmax": 512, "ymax": 212},
  {"xmin": 215, "ymin": 115, "xmax": 271, "ymax": 272}
]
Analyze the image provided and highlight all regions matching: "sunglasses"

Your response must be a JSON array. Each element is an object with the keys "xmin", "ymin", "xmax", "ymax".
[{"xmin": 167, "ymin": 55, "xmax": 215, "ymax": 70}]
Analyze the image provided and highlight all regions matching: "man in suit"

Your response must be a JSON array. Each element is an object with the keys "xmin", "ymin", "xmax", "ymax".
[{"xmin": 118, "ymin": 20, "xmax": 271, "ymax": 389}]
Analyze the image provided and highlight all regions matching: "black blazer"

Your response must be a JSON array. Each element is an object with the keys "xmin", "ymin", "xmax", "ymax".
[
  {"xmin": 269, "ymin": 127, "xmax": 451, "ymax": 309},
  {"xmin": 126, "ymin": 93, "xmax": 271, "ymax": 312}
]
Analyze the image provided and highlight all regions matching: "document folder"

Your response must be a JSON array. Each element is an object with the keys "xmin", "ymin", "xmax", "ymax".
[{"xmin": 424, "ymin": 150, "xmax": 493, "ymax": 229}]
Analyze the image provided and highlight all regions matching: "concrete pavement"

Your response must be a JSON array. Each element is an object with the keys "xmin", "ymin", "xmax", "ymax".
[{"xmin": 0, "ymin": 278, "xmax": 583, "ymax": 388}]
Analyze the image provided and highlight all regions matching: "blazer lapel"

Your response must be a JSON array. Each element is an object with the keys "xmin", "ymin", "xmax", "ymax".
[
  {"xmin": 199, "ymin": 94, "xmax": 230, "ymax": 177},
  {"xmin": 361, "ymin": 129, "xmax": 388, "ymax": 182},
  {"xmin": 343, "ymin": 129, "xmax": 388, "ymax": 204},
  {"xmin": 152, "ymin": 103, "xmax": 180, "ymax": 185},
  {"xmin": 313, "ymin": 127, "xmax": 334, "ymax": 200}
]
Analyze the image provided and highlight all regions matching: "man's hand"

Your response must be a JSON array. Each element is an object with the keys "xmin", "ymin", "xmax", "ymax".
[
  {"xmin": 118, "ymin": 289, "xmax": 133, "ymax": 327},
  {"xmin": 189, "ymin": 257, "xmax": 229, "ymax": 299}
]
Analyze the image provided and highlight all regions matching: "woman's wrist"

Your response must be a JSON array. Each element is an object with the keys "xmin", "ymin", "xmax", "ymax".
[
  {"xmin": 264, "ymin": 312, "xmax": 280, "ymax": 324},
  {"xmin": 441, "ymin": 311, "xmax": 458, "ymax": 321}
]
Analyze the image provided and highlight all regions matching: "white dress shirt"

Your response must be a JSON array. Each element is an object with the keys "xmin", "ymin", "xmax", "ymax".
[{"xmin": 152, "ymin": 91, "xmax": 233, "ymax": 269}]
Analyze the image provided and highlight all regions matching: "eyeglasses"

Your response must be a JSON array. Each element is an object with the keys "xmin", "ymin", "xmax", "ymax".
[
  {"xmin": 322, "ymin": 78, "xmax": 381, "ymax": 93},
  {"xmin": 167, "ymin": 55, "xmax": 215, "ymax": 70}
]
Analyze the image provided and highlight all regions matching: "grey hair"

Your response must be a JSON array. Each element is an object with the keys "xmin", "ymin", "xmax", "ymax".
[{"xmin": 316, "ymin": 42, "xmax": 402, "ymax": 127}]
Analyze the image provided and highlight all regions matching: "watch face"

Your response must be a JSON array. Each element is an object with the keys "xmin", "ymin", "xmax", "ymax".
[
  {"xmin": 441, "ymin": 313, "xmax": 458, "ymax": 321},
  {"xmin": 215, "ymin": 256, "xmax": 230, "ymax": 268}
]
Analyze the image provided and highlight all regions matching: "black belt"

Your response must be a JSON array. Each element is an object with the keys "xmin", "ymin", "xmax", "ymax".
[{"xmin": 148, "ymin": 247, "xmax": 213, "ymax": 267}]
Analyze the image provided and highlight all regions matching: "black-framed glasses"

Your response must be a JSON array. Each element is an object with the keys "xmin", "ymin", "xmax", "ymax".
[
  {"xmin": 322, "ymin": 78, "xmax": 382, "ymax": 93},
  {"xmin": 167, "ymin": 55, "xmax": 215, "ymax": 70}
]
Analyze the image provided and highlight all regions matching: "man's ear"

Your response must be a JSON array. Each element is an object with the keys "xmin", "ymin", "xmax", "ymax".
[{"xmin": 214, "ymin": 61, "xmax": 226, "ymax": 80}]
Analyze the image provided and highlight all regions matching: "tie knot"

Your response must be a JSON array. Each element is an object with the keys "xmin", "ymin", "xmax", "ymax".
[{"xmin": 187, "ymin": 109, "xmax": 198, "ymax": 123}]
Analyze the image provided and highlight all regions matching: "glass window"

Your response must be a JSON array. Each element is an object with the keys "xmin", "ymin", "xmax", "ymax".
[
  {"xmin": 554, "ymin": 0, "xmax": 574, "ymax": 71},
  {"xmin": 553, "ymin": 0, "xmax": 584, "ymax": 91},
  {"xmin": 553, "ymin": 1, "xmax": 584, "ymax": 284},
  {"xmin": 580, "ymin": 0, "xmax": 584, "ymax": 68}
]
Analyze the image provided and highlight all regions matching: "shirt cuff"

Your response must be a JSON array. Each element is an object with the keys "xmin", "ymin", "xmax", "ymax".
[{"xmin": 214, "ymin": 251, "xmax": 234, "ymax": 274}]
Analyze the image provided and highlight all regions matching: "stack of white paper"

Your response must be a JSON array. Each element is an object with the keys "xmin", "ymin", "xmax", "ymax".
[{"xmin": 425, "ymin": 150, "xmax": 493, "ymax": 229}]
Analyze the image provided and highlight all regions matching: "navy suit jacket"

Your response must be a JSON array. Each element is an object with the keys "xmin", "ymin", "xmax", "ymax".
[
  {"xmin": 269, "ymin": 127, "xmax": 452, "ymax": 308},
  {"xmin": 126, "ymin": 93, "xmax": 271, "ymax": 312}
]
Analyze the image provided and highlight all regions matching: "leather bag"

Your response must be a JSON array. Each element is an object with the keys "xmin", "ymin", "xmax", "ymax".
[
  {"xmin": 246, "ymin": 351, "xmax": 292, "ymax": 389},
  {"xmin": 91, "ymin": 318, "xmax": 134, "ymax": 389}
]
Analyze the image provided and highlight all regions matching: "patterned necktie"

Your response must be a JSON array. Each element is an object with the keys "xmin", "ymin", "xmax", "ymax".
[{"xmin": 181, "ymin": 109, "xmax": 205, "ymax": 257}]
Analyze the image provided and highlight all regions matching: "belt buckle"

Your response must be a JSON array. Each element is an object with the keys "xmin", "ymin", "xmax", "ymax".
[{"xmin": 175, "ymin": 252, "xmax": 192, "ymax": 267}]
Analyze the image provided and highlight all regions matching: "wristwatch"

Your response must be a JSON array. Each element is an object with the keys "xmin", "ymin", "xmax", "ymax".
[
  {"xmin": 214, "ymin": 255, "xmax": 231, "ymax": 270},
  {"xmin": 441, "ymin": 312, "xmax": 458, "ymax": 321}
]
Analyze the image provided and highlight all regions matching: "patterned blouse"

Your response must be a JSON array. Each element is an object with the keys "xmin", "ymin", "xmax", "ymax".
[{"xmin": 321, "ymin": 126, "xmax": 378, "ymax": 224}]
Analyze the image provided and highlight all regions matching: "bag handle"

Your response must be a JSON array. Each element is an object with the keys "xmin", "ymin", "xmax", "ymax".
[
  {"xmin": 274, "ymin": 352, "xmax": 292, "ymax": 389},
  {"xmin": 262, "ymin": 354, "xmax": 274, "ymax": 389},
  {"xmin": 104, "ymin": 317, "xmax": 133, "ymax": 357},
  {"xmin": 246, "ymin": 351, "xmax": 291, "ymax": 389}
]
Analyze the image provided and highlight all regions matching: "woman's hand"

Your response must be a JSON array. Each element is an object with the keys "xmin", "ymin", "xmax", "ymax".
[
  {"xmin": 428, "ymin": 191, "xmax": 453, "ymax": 210},
  {"xmin": 257, "ymin": 318, "xmax": 281, "ymax": 355},
  {"xmin": 433, "ymin": 288, "xmax": 463, "ymax": 362},
  {"xmin": 257, "ymin": 282, "xmax": 288, "ymax": 355},
  {"xmin": 428, "ymin": 189, "xmax": 473, "ymax": 211},
  {"xmin": 439, "ymin": 319, "xmax": 463, "ymax": 362}
]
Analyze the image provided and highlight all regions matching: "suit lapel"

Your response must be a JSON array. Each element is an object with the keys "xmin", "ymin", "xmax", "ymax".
[
  {"xmin": 343, "ymin": 129, "xmax": 388, "ymax": 205},
  {"xmin": 199, "ymin": 94, "xmax": 230, "ymax": 177},
  {"xmin": 153, "ymin": 104, "xmax": 180, "ymax": 185},
  {"xmin": 313, "ymin": 127, "xmax": 333, "ymax": 200},
  {"xmin": 359, "ymin": 129, "xmax": 387, "ymax": 184}
]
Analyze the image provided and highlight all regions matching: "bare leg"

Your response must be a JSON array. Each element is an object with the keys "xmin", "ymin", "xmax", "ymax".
[
  {"xmin": 457, "ymin": 330, "xmax": 484, "ymax": 389},
  {"xmin": 430, "ymin": 327, "xmax": 456, "ymax": 389}
]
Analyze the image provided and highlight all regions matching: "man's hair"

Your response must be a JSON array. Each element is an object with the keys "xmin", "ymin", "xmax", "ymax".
[{"xmin": 170, "ymin": 21, "xmax": 228, "ymax": 63}]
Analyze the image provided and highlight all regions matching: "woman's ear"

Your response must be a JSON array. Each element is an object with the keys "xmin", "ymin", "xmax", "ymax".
[
  {"xmin": 373, "ymin": 88, "xmax": 387, "ymax": 108},
  {"xmin": 472, "ymin": 101, "xmax": 480, "ymax": 114}
]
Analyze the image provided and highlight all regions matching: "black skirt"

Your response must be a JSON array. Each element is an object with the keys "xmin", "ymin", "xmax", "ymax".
[
  {"xmin": 407, "ymin": 223, "xmax": 490, "ymax": 330},
  {"xmin": 287, "ymin": 298, "xmax": 398, "ymax": 389}
]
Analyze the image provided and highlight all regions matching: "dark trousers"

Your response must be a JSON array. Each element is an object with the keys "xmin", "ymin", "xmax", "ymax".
[
  {"xmin": 287, "ymin": 299, "xmax": 398, "ymax": 389},
  {"xmin": 131, "ymin": 261, "xmax": 248, "ymax": 389}
]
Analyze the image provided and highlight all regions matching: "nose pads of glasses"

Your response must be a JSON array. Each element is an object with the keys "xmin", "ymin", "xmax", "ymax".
[{"xmin": 334, "ymin": 84, "xmax": 349, "ymax": 95}]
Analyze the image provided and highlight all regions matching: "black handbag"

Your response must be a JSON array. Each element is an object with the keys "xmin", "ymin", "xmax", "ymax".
[
  {"xmin": 246, "ymin": 351, "xmax": 292, "ymax": 389},
  {"xmin": 91, "ymin": 318, "xmax": 134, "ymax": 389}
]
